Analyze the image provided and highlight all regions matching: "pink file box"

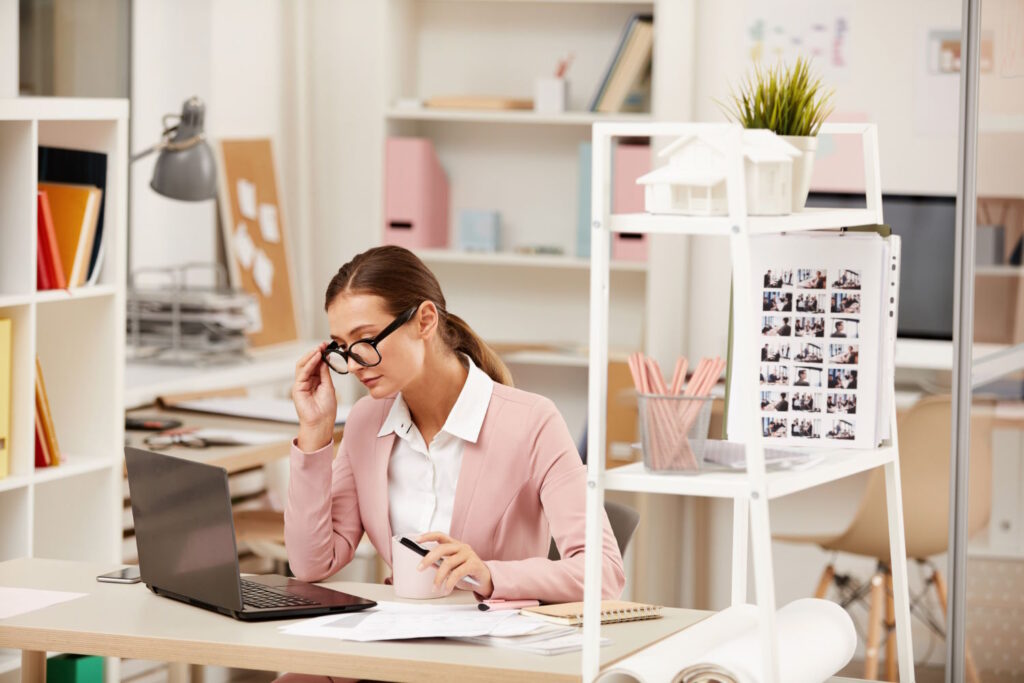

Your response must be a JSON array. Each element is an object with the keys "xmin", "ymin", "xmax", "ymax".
[
  {"xmin": 612, "ymin": 142, "xmax": 650, "ymax": 262},
  {"xmin": 383, "ymin": 137, "xmax": 450, "ymax": 249}
]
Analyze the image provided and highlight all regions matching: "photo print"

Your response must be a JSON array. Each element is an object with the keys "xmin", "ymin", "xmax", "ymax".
[
  {"xmin": 763, "ymin": 268, "xmax": 783, "ymax": 289},
  {"xmin": 760, "ymin": 342, "xmax": 791, "ymax": 362},
  {"xmin": 830, "ymin": 318, "xmax": 859, "ymax": 339},
  {"xmin": 831, "ymin": 269, "xmax": 861, "ymax": 290},
  {"xmin": 761, "ymin": 391, "xmax": 789, "ymax": 412},
  {"xmin": 792, "ymin": 365, "xmax": 822, "ymax": 388},
  {"xmin": 827, "ymin": 393, "xmax": 857, "ymax": 415},
  {"xmin": 790, "ymin": 392, "xmax": 822, "ymax": 412},
  {"xmin": 826, "ymin": 417, "xmax": 856, "ymax": 441},
  {"xmin": 790, "ymin": 417, "xmax": 821, "ymax": 438},
  {"xmin": 795, "ymin": 316, "xmax": 825, "ymax": 338},
  {"xmin": 794, "ymin": 341, "xmax": 824, "ymax": 364},
  {"xmin": 795, "ymin": 292, "xmax": 826, "ymax": 313},
  {"xmin": 760, "ymin": 363, "xmax": 790, "ymax": 385},
  {"xmin": 829, "ymin": 344, "xmax": 859, "ymax": 365},
  {"xmin": 763, "ymin": 291, "xmax": 793, "ymax": 312},
  {"xmin": 762, "ymin": 315, "xmax": 793, "ymax": 337},
  {"xmin": 831, "ymin": 292, "xmax": 861, "ymax": 314},
  {"xmin": 796, "ymin": 268, "xmax": 827, "ymax": 289},
  {"xmin": 762, "ymin": 416, "xmax": 788, "ymax": 438},
  {"xmin": 828, "ymin": 368, "xmax": 858, "ymax": 389}
]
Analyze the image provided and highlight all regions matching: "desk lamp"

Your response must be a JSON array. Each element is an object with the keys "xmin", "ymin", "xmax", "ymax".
[{"xmin": 131, "ymin": 96, "xmax": 217, "ymax": 200}]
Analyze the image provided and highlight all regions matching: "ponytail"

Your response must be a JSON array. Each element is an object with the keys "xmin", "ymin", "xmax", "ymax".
[
  {"xmin": 324, "ymin": 245, "xmax": 513, "ymax": 386},
  {"xmin": 444, "ymin": 312, "xmax": 513, "ymax": 386}
]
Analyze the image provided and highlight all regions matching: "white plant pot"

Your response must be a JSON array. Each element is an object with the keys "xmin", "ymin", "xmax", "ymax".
[{"xmin": 782, "ymin": 135, "xmax": 818, "ymax": 211}]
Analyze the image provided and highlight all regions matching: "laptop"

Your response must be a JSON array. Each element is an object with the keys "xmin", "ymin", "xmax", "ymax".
[{"xmin": 124, "ymin": 446, "xmax": 377, "ymax": 620}]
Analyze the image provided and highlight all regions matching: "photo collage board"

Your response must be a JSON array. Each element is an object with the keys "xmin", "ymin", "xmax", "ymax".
[{"xmin": 759, "ymin": 264, "xmax": 863, "ymax": 444}]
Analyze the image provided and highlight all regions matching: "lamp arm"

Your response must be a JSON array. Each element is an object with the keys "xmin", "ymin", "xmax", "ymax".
[
  {"xmin": 130, "ymin": 133, "xmax": 206, "ymax": 164},
  {"xmin": 130, "ymin": 144, "xmax": 162, "ymax": 163}
]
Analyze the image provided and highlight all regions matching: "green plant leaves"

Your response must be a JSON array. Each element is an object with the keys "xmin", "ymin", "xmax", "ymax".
[{"xmin": 718, "ymin": 56, "xmax": 835, "ymax": 137}]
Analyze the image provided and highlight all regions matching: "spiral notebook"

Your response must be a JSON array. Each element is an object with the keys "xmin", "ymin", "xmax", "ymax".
[{"xmin": 521, "ymin": 600, "xmax": 662, "ymax": 626}]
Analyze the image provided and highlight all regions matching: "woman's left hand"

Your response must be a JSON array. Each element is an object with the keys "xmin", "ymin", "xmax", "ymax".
[{"xmin": 416, "ymin": 532, "xmax": 494, "ymax": 597}]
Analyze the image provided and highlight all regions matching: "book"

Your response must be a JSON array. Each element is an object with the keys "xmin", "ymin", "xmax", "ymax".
[
  {"xmin": 0, "ymin": 319, "xmax": 10, "ymax": 478},
  {"xmin": 34, "ymin": 413, "xmax": 51, "ymax": 468},
  {"xmin": 35, "ymin": 358, "xmax": 61, "ymax": 467},
  {"xmin": 424, "ymin": 96, "xmax": 533, "ymax": 111},
  {"xmin": 589, "ymin": 15, "xmax": 654, "ymax": 113},
  {"xmin": 36, "ymin": 190, "xmax": 67, "ymax": 290},
  {"xmin": 728, "ymin": 231, "xmax": 901, "ymax": 448},
  {"xmin": 38, "ymin": 146, "xmax": 109, "ymax": 285},
  {"xmin": 520, "ymin": 600, "xmax": 662, "ymax": 626},
  {"xmin": 37, "ymin": 182, "xmax": 102, "ymax": 288}
]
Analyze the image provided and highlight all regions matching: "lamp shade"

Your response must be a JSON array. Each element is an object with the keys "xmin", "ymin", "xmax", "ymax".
[{"xmin": 149, "ymin": 97, "xmax": 218, "ymax": 201}]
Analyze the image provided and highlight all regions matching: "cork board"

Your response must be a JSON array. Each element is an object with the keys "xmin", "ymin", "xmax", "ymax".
[{"xmin": 216, "ymin": 138, "xmax": 300, "ymax": 348}]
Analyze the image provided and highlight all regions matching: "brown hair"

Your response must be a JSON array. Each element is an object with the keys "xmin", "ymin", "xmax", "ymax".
[{"xmin": 324, "ymin": 245, "xmax": 513, "ymax": 386}]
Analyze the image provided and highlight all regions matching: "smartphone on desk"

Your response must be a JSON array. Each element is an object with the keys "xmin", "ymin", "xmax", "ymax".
[{"xmin": 96, "ymin": 566, "xmax": 142, "ymax": 584}]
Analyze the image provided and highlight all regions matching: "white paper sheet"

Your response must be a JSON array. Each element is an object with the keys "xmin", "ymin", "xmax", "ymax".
[
  {"xmin": 173, "ymin": 397, "xmax": 349, "ymax": 425},
  {"xmin": 253, "ymin": 249, "xmax": 274, "ymax": 297},
  {"xmin": 0, "ymin": 587, "xmax": 87, "ymax": 619},
  {"xmin": 190, "ymin": 428, "xmax": 294, "ymax": 446},
  {"xmin": 233, "ymin": 223, "xmax": 256, "ymax": 270},
  {"xmin": 278, "ymin": 604, "xmax": 550, "ymax": 642},
  {"xmin": 237, "ymin": 179, "xmax": 258, "ymax": 219},
  {"xmin": 258, "ymin": 204, "xmax": 281, "ymax": 243}
]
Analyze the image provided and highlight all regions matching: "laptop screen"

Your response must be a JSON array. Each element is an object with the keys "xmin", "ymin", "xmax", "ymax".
[{"xmin": 125, "ymin": 447, "xmax": 244, "ymax": 612}]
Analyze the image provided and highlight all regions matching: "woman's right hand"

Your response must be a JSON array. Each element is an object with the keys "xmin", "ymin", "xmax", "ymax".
[{"xmin": 293, "ymin": 343, "xmax": 337, "ymax": 452}]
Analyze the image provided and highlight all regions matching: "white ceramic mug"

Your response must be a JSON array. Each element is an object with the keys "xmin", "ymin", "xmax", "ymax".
[{"xmin": 391, "ymin": 536, "xmax": 454, "ymax": 600}]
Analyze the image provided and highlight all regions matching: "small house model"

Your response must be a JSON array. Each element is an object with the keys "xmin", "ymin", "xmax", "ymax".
[{"xmin": 637, "ymin": 129, "xmax": 801, "ymax": 216}]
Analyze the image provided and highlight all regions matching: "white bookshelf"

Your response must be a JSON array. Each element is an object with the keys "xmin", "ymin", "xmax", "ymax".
[
  {"xmin": 382, "ymin": 1, "xmax": 691, "ymax": 437},
  {"xmin": 0, "ymin": 97, "xmax": 127, "ymax": 682},
  {"xmin": 581, "ymin": 123, "xmax": 915, "ymax": 682}
]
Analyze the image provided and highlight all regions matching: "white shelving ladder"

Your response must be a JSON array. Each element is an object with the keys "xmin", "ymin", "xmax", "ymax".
[{"xmin": 581, "ymin": 122, "xmax": 915, "ymax": 682}]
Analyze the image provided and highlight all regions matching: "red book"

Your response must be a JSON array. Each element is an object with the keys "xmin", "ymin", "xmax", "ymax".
[
  {"xmin": 34, "ymin": 418, "xmax": 51, "ymax": 468},
  {"xmin": 36, "ymin": 190, "xmax": 67, "ymax": 290}
]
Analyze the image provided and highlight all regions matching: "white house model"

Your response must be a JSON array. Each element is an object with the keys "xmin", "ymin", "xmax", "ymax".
[{"xmin": 637, "ymin": 129, "xmax": 801, "ymax": 216}]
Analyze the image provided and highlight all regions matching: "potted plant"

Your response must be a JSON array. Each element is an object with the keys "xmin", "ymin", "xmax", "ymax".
[{"xmin": 720, "ymin": 57, "xmax": 835, "ymax": 212}]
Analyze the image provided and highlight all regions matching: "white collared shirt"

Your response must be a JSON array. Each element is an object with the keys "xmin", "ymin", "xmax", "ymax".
[{"xmin": 380, "ymin": 357, "xmax": 494, "ymax": 538}]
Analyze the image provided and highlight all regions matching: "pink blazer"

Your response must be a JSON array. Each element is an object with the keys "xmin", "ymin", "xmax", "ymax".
[{"xmin": 285, "ymin": 384, "xmax": 626, "ymax": 603}]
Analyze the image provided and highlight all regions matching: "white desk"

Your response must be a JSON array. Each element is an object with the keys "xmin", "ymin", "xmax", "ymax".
[{"xmin": 0, "ymin": 558, "xmax": 707, "ymax": 683}]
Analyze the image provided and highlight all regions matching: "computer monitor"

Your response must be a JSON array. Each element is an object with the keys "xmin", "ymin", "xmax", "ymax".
[{"xmin": 805, "ymin": 192, "xmax": 956, "ymax": 341}]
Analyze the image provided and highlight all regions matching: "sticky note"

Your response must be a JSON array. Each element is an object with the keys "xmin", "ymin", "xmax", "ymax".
[
  {"xmin": 259, "ymin": 204, "xmax": 280, "ymax": 243},
  {"xmin": 253, "ymin": 249, "xmax": 274, "ymax": 297},
  {"xmin": 233, "ymin": 223, "xmax": 256, "ymax": 270},
  {"xmin": 237, "ymin": 179, "xmax": 258, "ymax": 220}
]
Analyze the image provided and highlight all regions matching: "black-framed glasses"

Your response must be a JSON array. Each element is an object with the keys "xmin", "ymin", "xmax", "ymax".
[{"xmin": 322, "ymin": 305, "xmax": 419, "ymax": 374}]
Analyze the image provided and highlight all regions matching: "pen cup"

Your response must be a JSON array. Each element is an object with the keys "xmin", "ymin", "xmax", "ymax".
[
  {"xmin": 637, "ymin": 394, "xmax": 713, "ymax": 474},
  {"xmin": 391, "ymin": 536, "xmax": 454, "ymax": 599},
  {"xmin": 534, "ymin": 77, "xmax": 568, "ymax": 114}
]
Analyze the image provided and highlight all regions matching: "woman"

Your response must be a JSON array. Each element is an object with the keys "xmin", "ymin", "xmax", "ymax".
[{"xmin": 285, "ymin": 246, "xmax": 625, "ymax": 602}]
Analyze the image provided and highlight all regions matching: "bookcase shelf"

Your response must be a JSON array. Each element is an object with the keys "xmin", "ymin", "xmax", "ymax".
[
  {"xmin": 415, "ymin": 248, "xmax": 648, "ymax": 272},
  {"xmin": 581, "ymin": 122, "xmax": 915, "ymax": 683},
  {"xmin": 34, "ymin": 284, "xmax": 118, "ymax": 304},
  {"xmin": 382, "ymin": 1, "xmax": 686, "ymax": 444},
  {"xmin": 31, "ymin": 456, "xmax": 120, "ymax": 484},
  {"xmin": 0, "ymin": 100, "xmax": 126, "ymax": 682},
  {"xmin": 386, "ymin": 107, "xmax": 653, "ymax": 126}
]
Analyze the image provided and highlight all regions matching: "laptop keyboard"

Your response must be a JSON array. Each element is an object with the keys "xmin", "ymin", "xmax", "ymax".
[{"xmin": 241, "ymin": 579, "xmax": 318, "ymax": 610}]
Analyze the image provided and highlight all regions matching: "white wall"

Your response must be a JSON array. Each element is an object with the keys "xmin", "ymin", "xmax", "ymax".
[
  {"xmin": 305, "ymin": 0, "xmax": 387, "ymax": 337},
  {"xmin": 0, "ymin": 0, "xmax": 16, "ymax": 96},
  {"xmin": 130, "ymin": 0, "xmax": 312, "ymax": 335}
]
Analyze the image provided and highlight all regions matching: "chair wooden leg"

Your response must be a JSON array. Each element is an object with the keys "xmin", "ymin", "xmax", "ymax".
[
  {"xmin": 932, "ymin": 568, "xmax": 982, "ymax": 683},
  {"xmin": 864, "ymin": 571, "xmax": 885, "ymax": 680},
  {"xmin": 884, "ymin": 569, "xmax": 897, "ymax": 682},
  {"xmin": 815, "ymin": 563, "xmax": 835, "ymax": 599}
]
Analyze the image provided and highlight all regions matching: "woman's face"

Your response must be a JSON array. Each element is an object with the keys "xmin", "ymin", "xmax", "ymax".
[{"xmin": 326, "ymin": 293, "xmax": 431, "ymax": 399}]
